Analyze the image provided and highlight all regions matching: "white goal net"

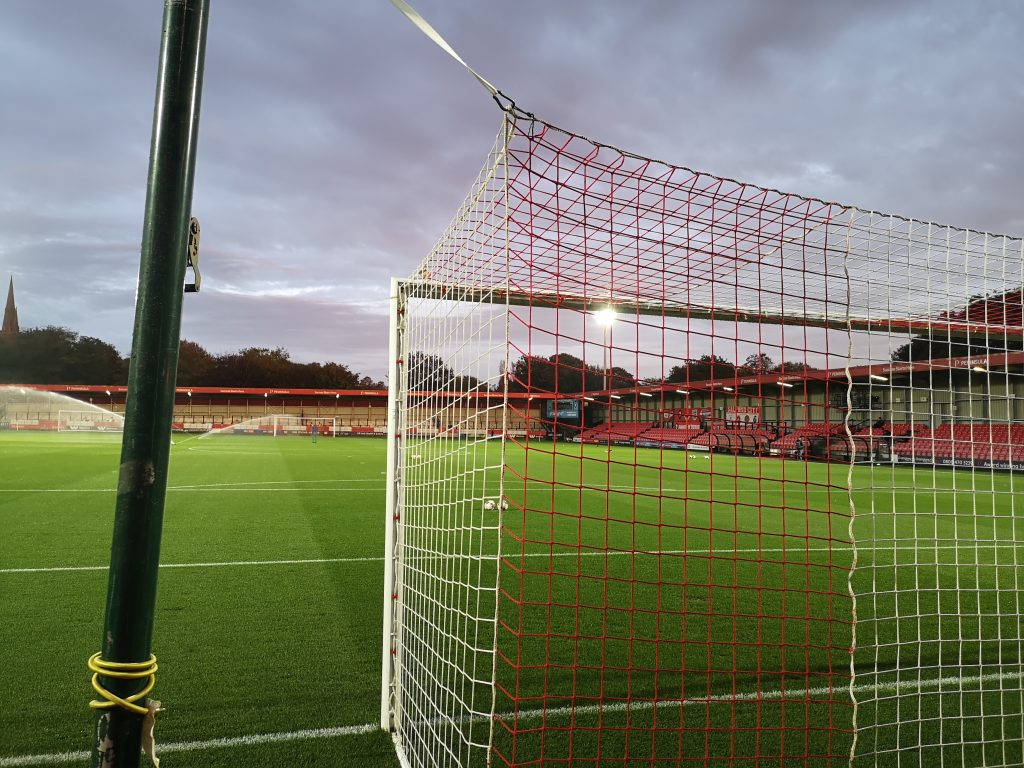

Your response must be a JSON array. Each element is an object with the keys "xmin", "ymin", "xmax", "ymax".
[
  {"xmin": 57, "ymin": 409, "xmax": 125, "ymax": 433},
  {"xmin": 269, "ymin": 415, "xmax": 336, "ymax": 437}
]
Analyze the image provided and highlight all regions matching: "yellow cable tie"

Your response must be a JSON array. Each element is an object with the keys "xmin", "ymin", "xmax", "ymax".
[{"xmin": 88, "ymin": 653, "xmax": 158, "ymax": 716}]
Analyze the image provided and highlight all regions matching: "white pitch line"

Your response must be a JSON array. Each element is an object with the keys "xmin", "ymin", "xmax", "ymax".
[
  {"xmin": 3, "ymin": 670, "xmax": 1021, "ymax": 767},
  {"xmin": 0, "ymin": 488, "xmax": 380, "ymax": 493},
  {"xmin": 170, "ymin": 488, "xmax": 375, "ymax": 493},
  {"xmin": 184, "ymin": 447, "xmax": 282, "ymax": 454},
  {"xmin": 3, "ymin": 542, "xmax": 1015, "ymax": 575},
  {"xmin": 0, "ymin": 480, "xmax": 383, "ymax": 493},
  {"xmin": 169, "ymin": 478, "xmax": 383, "ymax": 489},
  {"xmin": 0, "ymin": 722, "xmax": 378, "ymax": 767},
  {"xmin": 503, "ymin": 667, "xmax": 1024, "ymax": 725},
  {"xmin": 0, "ymin": 481, "xmax": 987, "ymax": 495},
  {"xmin": 185, "ymin": 447, "xmax": 337, "ymax": 455},
  {"xmin": 0, "ymin": 556, "xmax": 383, "ymax": 575},
  {"xmin": 0, "ymin": 489, "xmax": 114, "ymax": 493}
]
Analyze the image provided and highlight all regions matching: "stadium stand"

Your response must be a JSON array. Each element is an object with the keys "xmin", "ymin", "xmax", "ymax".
[
  {"xmin": 888, "ymin": 422, "xmax": 928, "ymax": 437},
  {"xmin": 770, "ymin": 423, "xmax": 843, "ymax": 455},
  {"xmin": 578, "ymin": 421, "xmax": 655, "ymax": 443},
  {"xmin": 8, "ymin": 382, "xmax": 1023, "ymax": 471},
  {"xmin": 891, "ymin": 422, "xmax": 1024, "ymax": 466},
  {"xmin": 828, "ymin": 434, "xmax": 886, "ymax": 462},
  {"xmin": 634, "ymin": 425, "xmax": 704, "ymax": 447},
  {"xmin": 852, "ymin": 426, "xmax": 889, "ymax": 436},
  {"xmin": 689, "ymin": 428, "xmax": 776, "ymax": 455}
]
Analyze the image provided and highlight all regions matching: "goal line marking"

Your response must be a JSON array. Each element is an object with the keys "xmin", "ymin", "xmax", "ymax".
[
  {"xmin": 1, "ymin": 542, "xmax": 1015, "ymax": 574},
  {"xmin": 3, "ymin": 669, "xmax": 1020, "ymax": 767}
]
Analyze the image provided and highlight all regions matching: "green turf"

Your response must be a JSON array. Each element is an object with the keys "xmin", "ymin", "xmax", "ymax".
[
  {"xmin": 1, "ymin": 431, "xmax": 1021, "ymax": 767},
  {"xmin": 0, "ymin": 432, "xmax": 395, "ymax": 767},
  {"xmin": 397, "ymin": 437, "xmax": 1023, "ymax": 767}
]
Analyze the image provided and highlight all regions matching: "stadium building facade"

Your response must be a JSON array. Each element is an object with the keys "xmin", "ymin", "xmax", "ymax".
[{"xmin": 4, "ymin": 349, "xmax": 1023, "ymax": 470}]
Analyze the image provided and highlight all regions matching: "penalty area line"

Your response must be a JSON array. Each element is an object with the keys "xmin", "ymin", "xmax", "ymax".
[{"xmin": 2, "ymin": 542, "xmax": 1014, "ymax": 575}]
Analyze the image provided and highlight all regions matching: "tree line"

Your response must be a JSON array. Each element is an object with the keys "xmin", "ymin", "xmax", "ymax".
[
  {"xmin": 0, "ymin": 326, "xmax": 384, "ymax": 389},
  {"xmin": 409, "ymin": 351, "xmax": 817, "ymax": 395},
  {"xmin": 507, "ymin": 352, "xmax": 813, "ymax": 393},
  {"xmin": 890, "ymin": 337, "xmax": 1020, "ymax": 362},
  {"xmin": 13, "ymin": 323, "xmax": 983, "ymax": 394}
]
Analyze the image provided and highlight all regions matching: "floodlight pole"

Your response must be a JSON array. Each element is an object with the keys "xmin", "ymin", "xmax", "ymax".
[{"xmin": 92, "ymin": 2, "xmax": 209, "ymax": 767}]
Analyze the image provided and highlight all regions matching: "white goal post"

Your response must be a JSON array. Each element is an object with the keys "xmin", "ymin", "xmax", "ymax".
[
  {"xmin": 269, "ymin": 415, "xmax": 337, "ymax": 437},
  {"xmin": 381, "ymin": 274, "xmax": 508, "ymax": 766}
]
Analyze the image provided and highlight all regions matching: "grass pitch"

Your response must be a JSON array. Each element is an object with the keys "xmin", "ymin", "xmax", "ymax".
[
  {"xmin": 395, "ymin": 437, "xmax": 1023, "ymax": 767},
  {"xmin": 0, "ymin": 431, "xmax": 396, "ymax": 767},
  {"xmin": 1, "ymin": 431, "xmax": 1021, "ymax": 767}
]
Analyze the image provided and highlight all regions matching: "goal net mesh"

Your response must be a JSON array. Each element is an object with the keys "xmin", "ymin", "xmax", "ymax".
[
  {"xmin": 57, "ymin": 409, "xmax": 125, "ymax": 432},
  {"xmin": 383, "ymin": 109, "xmax": 1024, "ymax": 768},
  {"xmin": 270, "ymin": 415, "xmax": 336, "ymax": 436}
]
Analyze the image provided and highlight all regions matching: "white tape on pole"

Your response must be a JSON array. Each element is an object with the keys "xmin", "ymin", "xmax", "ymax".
[{"xmin": 389, "ymin": 0, "xmax": 499, "ymax": 97}]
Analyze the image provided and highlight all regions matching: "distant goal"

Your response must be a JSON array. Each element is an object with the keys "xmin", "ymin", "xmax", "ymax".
[
  {"xmin": 57, "ymin": 410, "xmax": 125, "ymax": 433},
  {"xmin": 201, "ymin": 415, "xmax": 337, "ymax": 437},
  {"xmin": 381, "ymin": 108, "xmax": 1024, "ymax": 768},
  {"xmin": 269, "ymin": 415, "xmax": 336, "ymax": 437}
]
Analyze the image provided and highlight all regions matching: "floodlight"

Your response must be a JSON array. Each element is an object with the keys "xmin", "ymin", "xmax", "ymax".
[{"xmin": 593, "ymin": 307, "xmax": 618, "ymax": 328}]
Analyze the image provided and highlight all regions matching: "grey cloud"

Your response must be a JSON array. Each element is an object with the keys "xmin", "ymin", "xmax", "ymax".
[
  {"xmin": 2, "ymin": 0, "xmax": 1022, "ymax": 380},
  {"xmin": 179, "ymin": 291, "xmax": 389, "ymax": 376}
]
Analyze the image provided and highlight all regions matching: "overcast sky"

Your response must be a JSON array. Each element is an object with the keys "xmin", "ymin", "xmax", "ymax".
[{"xmin": 2, "ymin": 1, "xmax": 1021, "ymax": 379}]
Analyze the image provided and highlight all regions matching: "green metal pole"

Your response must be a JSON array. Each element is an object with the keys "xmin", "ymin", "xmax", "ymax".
[{"xmin": 92, "ymin": 2, "xmax": 209, "ymax": 766}]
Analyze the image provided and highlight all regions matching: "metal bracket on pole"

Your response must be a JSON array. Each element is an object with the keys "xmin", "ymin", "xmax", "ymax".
[{"xmin": 184, "ymin": 217, "xmax": 201, "ymax": 293}]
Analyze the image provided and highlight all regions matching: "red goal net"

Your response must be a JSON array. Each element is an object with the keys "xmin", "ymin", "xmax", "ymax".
[{"xmin": 383, "ymin": 107, "xmax": 1024, "ymax": 768}]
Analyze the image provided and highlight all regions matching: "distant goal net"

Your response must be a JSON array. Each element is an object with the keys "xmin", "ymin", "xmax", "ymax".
[
  {"xmin": 200, "ymin": 415, "xmax": 337, "ymax": 437},
  {"xmin": 57, "ymin": 409, "xmax": 125, "ymax": 433},
  {"xmin": 269, "ymin": 415, "xmax": 336, "ymax": 437},
  {"xmin": 382, "ymin": 108, "xmax": 1024, "ymax": 768}
]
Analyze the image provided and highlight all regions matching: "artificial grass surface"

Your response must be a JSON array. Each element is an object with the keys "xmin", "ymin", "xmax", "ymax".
[
  {"xmin": 397, "ymin": 436, "xmax": 1023, "ymax": 767},
  {"xmin": 1, "ymin": 432, "xmax": 394, "ymax": 767},
  {"xmin": 1, "ymin": 431, "xmax": 1021, "ymax": 767}
]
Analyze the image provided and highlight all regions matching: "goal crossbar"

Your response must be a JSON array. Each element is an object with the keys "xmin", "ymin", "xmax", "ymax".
[{"xmin": 401, "ymin": 281, "xmax": 1023, "ymax": 340}]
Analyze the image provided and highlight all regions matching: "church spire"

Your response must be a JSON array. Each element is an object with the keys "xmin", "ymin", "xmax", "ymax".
[{"xmin": 2, "ymin": 277, "xmax": 19, "ymax": 336}]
